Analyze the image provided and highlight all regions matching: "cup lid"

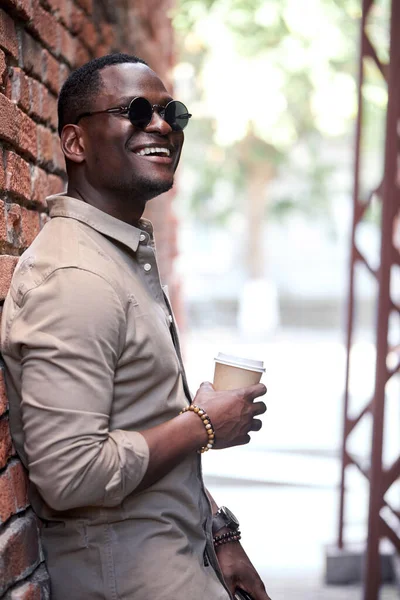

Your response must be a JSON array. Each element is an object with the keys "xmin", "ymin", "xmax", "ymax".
[{"xmin": 214, "ymin": 352, "xmax": 265, "ymax": 373}]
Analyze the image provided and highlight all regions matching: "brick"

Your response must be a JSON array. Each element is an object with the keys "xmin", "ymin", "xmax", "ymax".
[
  {"xmin": 0, "ymin": 200, "xmax": 6, "ymax": 245},
  {"xmin": 0, "ymin": 92, "xmax": 19, "ymax": 145},
  {"xmin": 0, "ymin": 146, "xmax": 5, "ymax": 190},
  {"xmin": 52, "ymin": 132, "xmax": 64, "ymax": 171},
  {"xmin": 5, "ymin": 581, "xmax": 40, "ymax": 600},
  {"xmin": 0, "ymin": 417, "xmax": 13, "ymax": 469},
  {"xmin": 16, "ymin": 109, "xmax": 38, "ymax": 160},
  {"xmin": 0, "ymin": 92, "xmax": 38, "ymax": 157},
  {"xmin": 59, "ymin": 62, "xmax": 69, "ymax": 89},
  {"xmin": 9, "ymin": 68, "xmax": 30, "ymax": 113},
  {"xmin": 0, "ymin": 510, "xmax": 42, "ymax": 595},
  {"xmin": 75, "ymin": 0, "xmax": 93, "ymax": 15},
  {"xmin": 60, "ymin": 26, "xmax": 79, "ymax": 66},
  {"xmin": 40, "ymin": 0, "xmax": 59, "ymax": 9},
  {"xmin": 29, "ymin": 0, "xmax": 61, "ymax": 54},
  {"xmin": 0, "ymin": 466, "xmax": 15, "ymax": 525},
  {"xmin": 47, "ymin": 172, "xmax": 64, "ymax": 195},
  {"xmin": 0, "ymin": 9, "xmax": 18, "ymax": 60},
  {"xmin": 0, "ymin": 0, "xmax": 33, "ymax": 22},
  {"xmin": 0, "ymin": 461, "xmax": 29, "ymax": 524},
  {"xmin": 94, "ymin": 43, "xmax": 109, "ymax": 59},
  {"xmin": 4, "ymin": 565, "xmax": 51, "ymax": 600},
  {"xmin": 6, "ymin": 202, "xmax": 24, "ymax": 249},
  {"xmin": 31, "ymin": 166, "xmax": 48, "ymax": 207},
  {"xmin": 20, "ymin": 31, "xmax": 42, "ymax": 79},
  {"xmin": 20, "ymin": 208, "xmax": 40, "ymax": 247},
  {"xmin": 10, "ymin": 462, "xmax": 29, "ymax": 513},
  {"xmin": 0, "ymin": 48, "xmax": 6, "ymax": 87},
  {"xmin": 78, "ymin": 17, "xmax": 98, "ymax": 52},
  {"xmin": 0, "ymin": 367, "xmax": 8, "ymax": 416},
  {"xmin": 0, "ymin": 256, "xmax": 18, "ymax": 301},
  {"xmin": 42, "ymin": 49, "xmax": 60, "ymax": 95},
  {"xmin": 69, "ymin": 2, "xmax": 85, "ymax": 34},
  {"xmin": 6, "ymin": 151, "xmax": 31, "ymax": 202},
  {"xmin": 29, "ymin": 78, "xmax": 41, "ymax": 120},
  {"xmin": 74, "ymin": 39, "xmax": 90, "ymax": 68},
  {"xmin": 101, "ymin": 22, "xmax": 115, "ymax": 48},
  {"xmin": 7, "ymin": 203, "xmax": 22, "ymax": 234},
  {"xmin": 37, "ymin": 125, "xmax": 52, "ymax": 165},
  {"xmin": 56, "ymin": 0, "xmax": 72, "ymax": 29},
  {"xmin": 41, "ymin": 87, "xmax": 57, "ymax": 129}
]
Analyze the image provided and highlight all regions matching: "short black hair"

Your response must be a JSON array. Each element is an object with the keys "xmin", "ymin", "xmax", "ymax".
[{"xmin": 57, "ymin": 53, "xmax": 148, "ymax": 135}]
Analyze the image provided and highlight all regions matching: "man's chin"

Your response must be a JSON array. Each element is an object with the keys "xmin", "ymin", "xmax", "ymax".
[{"xmin": 138, "ymin": 176, "xmax": 174, "ymax": 201}]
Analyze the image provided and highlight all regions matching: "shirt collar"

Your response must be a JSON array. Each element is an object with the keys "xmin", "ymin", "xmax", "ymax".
[{"xmin": 46, "ymin": 194, "xmax": 154, "ymax": 254}]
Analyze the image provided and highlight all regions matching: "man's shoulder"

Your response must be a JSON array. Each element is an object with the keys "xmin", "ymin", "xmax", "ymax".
[{"xmin": 9, "ymin": 217, "xmax": 123, "ymax": 305}]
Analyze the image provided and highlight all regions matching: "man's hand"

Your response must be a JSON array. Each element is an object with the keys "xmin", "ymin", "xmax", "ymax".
[
  {"xmin": 216, "ymin": 541, "xmax": 271, "ymax": 600},
  {"xmin": 193, "ymin": 381, "xmax": 267, "ymax": 449}
]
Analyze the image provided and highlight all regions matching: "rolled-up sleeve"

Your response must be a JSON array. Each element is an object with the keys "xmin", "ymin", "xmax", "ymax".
[{"xmin": 8, "ymin": 267, "xmax": 149, "ymax": 511}]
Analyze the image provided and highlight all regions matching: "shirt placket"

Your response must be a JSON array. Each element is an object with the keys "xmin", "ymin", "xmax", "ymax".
[{"xmin": 136, "ymin": 229, "xmax": 192, "ymax": 404}]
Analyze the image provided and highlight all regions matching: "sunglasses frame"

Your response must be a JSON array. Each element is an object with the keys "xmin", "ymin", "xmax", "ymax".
[{"xmin": 75, "ymin": 97, "xmax": 192, "ymax": 131}]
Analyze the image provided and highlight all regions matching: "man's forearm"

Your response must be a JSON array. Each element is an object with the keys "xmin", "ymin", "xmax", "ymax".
[
  {"xmin": 206, "ymin": 488, "xmax": 219, "ymax": 515},
  {"xmin": 136, "ymin": 411, "xmax": 208, "ymax": 491}
]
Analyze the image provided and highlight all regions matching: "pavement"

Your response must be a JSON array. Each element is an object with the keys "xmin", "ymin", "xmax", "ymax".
[{"xmin": 181, "ymin": 326, "xmax": 400, "ymax": 600}]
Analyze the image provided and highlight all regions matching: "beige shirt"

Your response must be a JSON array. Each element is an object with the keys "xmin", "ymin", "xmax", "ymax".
[{"xmin": 1, "ymin": 195, "xmax": 230, "ymax": 600}]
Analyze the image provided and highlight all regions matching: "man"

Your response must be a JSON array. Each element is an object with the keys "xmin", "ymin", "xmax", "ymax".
[{"xmin": 1, "ymin": 53, "xmax": 270, "ymax": 600}]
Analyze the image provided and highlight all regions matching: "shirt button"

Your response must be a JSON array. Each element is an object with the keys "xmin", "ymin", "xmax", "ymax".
[
  {"xmin": 143, "ymin": 263, "xmax": 152, "ymax": 272},
  {"xmin": 139, "ymin": 234, "xmax": 146, "ymax": 242},
  {"xmin": 168, "ymin": 315, "xmax": 173, "ymax": 323}
]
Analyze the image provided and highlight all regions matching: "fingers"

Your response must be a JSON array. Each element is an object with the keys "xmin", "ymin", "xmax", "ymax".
[
  {"xmin": 250, "ymin": 418, "xmax": 262, "ymax": 432},
  {"xmin": 252, "ymin": 401, "xmax": 267, "ymax": 416},
  {"xmin": 242, "ymin": 383, "xmax": 267, "ymax": 402}
]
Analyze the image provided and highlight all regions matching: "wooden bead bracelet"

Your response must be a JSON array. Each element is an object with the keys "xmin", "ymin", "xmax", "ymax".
[
  {"xmin": 179, "ymin": 404, "xmax": 215, "ymax": 453},
  {"xmin": 213, "ymin": 529, "xmax": 242, "ymax": 547}
]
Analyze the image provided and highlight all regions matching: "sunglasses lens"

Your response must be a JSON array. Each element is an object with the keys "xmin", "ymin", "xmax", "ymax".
[
  {"xmin": 164, "ymin": 101, "xmax": 190, "ymax": 131},
  {"xmin": 128, "ymin": 97, "xmax": 153, "ymax": 128}
]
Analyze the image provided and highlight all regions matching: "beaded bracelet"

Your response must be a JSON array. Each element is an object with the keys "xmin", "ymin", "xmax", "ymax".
[
  {"xmin": 179, "ymin": 404, "xmax": 215, "ymax": 454},
  {"xmin": 213, "ymin": 529, "xmax": 242, "ymax": 548}
]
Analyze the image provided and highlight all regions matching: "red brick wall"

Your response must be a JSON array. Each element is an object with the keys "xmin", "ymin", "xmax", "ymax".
[{"xmin": 0, "ymin": 1, "xmax": 177, "ymax": 596}]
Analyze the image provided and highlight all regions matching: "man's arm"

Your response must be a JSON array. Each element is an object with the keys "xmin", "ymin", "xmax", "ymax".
[
  {"xmin": 206, "ymin": 489, "xmax": 272, "ymax": 600},
  {"xmin": 9, "ymin": 267, "xmax": 150, "ymax": 510},
  {"xmin": 7, "ymin": 267, "xmax": 266, "ymax": 511}
]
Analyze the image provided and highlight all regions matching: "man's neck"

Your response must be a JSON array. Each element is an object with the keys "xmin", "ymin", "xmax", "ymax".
[{"xmin": 66, "ymin": 183, "xmax": 146, "ymax": 227}]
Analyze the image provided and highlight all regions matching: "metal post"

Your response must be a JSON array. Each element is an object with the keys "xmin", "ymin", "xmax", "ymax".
[
  {"xmin": 333, "ymin": 0, "xmax": 400, "ymax": 595},
  {"xmin": 338, "ymin": 2, "xmax": 366, "ymax": 550},
  {"xmin": 364, "ymin": 0, "xmax": 400, "ymax": 596}
]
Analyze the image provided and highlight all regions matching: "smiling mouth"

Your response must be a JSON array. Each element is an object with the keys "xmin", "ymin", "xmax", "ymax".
[{"xmin": 134, "ymin": 147, "xmax": 171, "ymax": 157}]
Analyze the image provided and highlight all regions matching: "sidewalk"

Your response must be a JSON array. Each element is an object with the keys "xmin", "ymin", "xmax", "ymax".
[
  {"xmin": 182, "ymin": 326, "xmax": 399, "ymax": 600},
  {"xmin": 261, "ymin": 578, "xmax": 397, "ymax": 599}
]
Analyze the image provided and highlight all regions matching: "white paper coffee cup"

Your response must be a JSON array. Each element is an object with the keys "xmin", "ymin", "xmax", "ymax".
[{"xmin": 213, "ymin": 352, "xmax": 265, "ymax": 391}]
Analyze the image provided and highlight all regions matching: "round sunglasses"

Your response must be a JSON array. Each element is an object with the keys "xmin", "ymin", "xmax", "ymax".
[{"xmin": 75, "ymin": 97, "xmax": 192, "ymax": 131}]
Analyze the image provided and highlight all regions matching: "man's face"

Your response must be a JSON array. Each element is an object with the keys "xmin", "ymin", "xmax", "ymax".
[{"xmin": 79, "ymin": 63, "xmax": 184, "ymax": 201}]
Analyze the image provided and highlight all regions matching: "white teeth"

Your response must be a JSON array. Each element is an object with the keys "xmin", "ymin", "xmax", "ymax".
[{"xmin": 135, "ymin": 147, "xmax": 171, "ymax": 156}]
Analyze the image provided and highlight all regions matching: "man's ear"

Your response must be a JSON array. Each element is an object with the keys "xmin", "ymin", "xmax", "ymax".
[{"xmin": 60, "ymin": 125, "xmax": 86, "ymax": 164}]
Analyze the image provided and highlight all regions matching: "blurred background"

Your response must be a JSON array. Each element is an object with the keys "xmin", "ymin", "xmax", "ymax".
[
  {"xmin": 168, "ymin": 0, "xmax": 399, "ymax": 598},
  {"xmin": 0, "ymin": 0, "xmax": 397, "ymax": 598}
]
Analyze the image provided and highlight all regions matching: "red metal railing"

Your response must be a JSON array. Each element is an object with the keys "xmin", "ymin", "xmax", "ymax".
[{"xmin": 338, "ymin": 0, "xmax": 400, "ymax": 597}]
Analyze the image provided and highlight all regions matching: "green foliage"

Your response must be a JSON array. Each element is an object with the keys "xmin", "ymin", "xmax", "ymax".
[{"xmin": 173, "ymin": 0, "xmax": 387, "ymax": 225}]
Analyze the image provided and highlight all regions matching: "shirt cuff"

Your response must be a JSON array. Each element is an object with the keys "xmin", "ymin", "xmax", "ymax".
[{"xmin": 103, "ymin": 430, "xmax": 150, "ymax": 506}]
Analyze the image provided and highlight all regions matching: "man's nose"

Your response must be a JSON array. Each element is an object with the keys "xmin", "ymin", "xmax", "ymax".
[{"xmin": 144, "ymin": 111, "xmax": 172, "ymax": 135}]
